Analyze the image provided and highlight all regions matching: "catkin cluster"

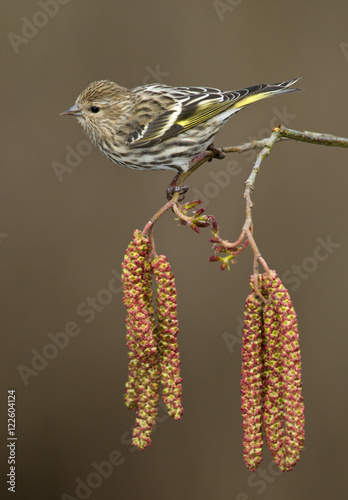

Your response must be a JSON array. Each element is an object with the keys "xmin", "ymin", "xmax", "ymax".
[
  {"xmin": 241, "ymin": 272, "xmax": 305, "ymax": 471},
  {"xmin": 122, "ymin": 230, "xmax": 183, "ymax": 450}
]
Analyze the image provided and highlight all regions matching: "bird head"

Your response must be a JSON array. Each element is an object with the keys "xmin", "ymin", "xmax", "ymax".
[{"xmin": 60, "ymin": 80, "xmax": 130, "ymax": 144}]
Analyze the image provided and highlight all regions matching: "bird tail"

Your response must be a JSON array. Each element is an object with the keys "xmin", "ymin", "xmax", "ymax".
[{"xmin": 231, "ymin": 78, "xmax": 303, "ymax": 109}]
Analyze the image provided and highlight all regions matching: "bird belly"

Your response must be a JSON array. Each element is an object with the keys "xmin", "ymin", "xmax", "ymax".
[{"xmin": 98, "ymin": 117, "xmax": 228, "ymax": 172}]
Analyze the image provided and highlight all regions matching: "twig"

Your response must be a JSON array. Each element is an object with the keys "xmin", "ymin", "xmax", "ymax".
[
  {"xmin": 142, "ymin": 125, "xmax": 348, "ymax": 270},
  {"xmin": 142, "ymin": 198, "xmax": 176, "ymax": 236},
  {"xmin": 278, "ymin": 126, "xmax": 348, "ymax": 147},
  {"xmin": 244, "ymin": 128, "xmax": 280, "ymax": 193}
]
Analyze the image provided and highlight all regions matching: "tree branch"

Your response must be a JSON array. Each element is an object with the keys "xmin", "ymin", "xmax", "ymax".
[{"xmin": 142, "ymin": 125, "xmax": 348, "ymax": 272}]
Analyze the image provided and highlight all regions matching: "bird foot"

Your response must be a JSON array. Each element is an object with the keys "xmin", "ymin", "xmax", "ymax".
[
  {"xmin": 166, "ymin": 183, "xmax": 189, "ymax": 201},
  {"xmin": 207, "ymin": 143, "xmax": 225, "ymax": 160},
  {"xmin": 166, "ymin": 172, "xmax": 189, "ymax": 201},
  {"xmin": 192, "ymin": 144, "xmax": 225, "ymax": 164}
]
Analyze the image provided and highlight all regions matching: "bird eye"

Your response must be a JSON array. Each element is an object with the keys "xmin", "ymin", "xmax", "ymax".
[{"xmin": 90, "ymin": 106, "xmax": 100, "ymax": 113}]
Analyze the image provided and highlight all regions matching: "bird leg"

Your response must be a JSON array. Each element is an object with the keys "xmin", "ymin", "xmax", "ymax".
[
  {"xmin": 166, "ymin": 144, "xmax": 225, "ymax": 201},
  {"xmin": 166, "ymin": 171, "xmax": 189, "ymax": 201},
  {"xmin": 166, "ymin": 143, "xmax": 226, "ymax": 201}
]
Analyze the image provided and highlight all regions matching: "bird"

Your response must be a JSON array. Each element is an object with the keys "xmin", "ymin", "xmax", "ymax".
[{"xmin": 61, "ymin": 78, "xmax": 302, "ymax": 197}]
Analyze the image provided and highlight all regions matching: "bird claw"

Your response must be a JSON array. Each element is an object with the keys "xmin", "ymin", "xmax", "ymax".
[
  {"xmin": 166, "ymin": 184, "xmax": 189, "ymax": 201},
  {"xmin": 207, "ymin": 144, "xmax": 225, "ymax": 159},
  {"xmin": 192, "ymin": 144, "xmax": 226, "ymax": 164}
]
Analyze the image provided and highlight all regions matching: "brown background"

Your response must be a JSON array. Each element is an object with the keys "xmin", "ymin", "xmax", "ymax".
[{"xmin": 2, "ymin": 1, "xmax": 348, "ymax": 499}]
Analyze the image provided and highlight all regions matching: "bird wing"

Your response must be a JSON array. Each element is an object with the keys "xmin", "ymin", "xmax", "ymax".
[
  {"xmin": 128, "ymin": 80, "xmax": 301, "ymax": 148},
  {"xmin": 128, "ymin": 86, "xmax": 243, "ymax": 148}
]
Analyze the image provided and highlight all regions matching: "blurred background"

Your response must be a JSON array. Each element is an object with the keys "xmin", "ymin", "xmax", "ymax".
[{"xmin": 2, "ymin": 1, "xmax": 348, "ymax": 498}]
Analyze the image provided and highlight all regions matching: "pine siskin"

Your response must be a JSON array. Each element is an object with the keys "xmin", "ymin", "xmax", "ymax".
[{"xmin": 61, "ymin": 78, "xmax": 301, "ymax": 192}]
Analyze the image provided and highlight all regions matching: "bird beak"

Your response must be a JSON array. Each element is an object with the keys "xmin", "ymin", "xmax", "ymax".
[{"xmin": 60, "ymin": 104, "xmax": 82, "ymax": 116}]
